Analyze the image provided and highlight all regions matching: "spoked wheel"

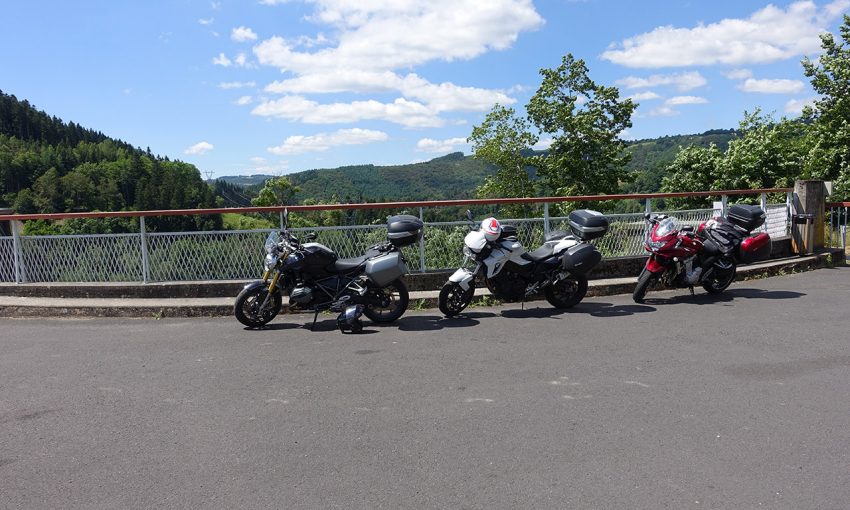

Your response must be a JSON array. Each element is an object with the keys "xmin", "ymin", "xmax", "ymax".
[
  {"xmin": 544, "ymin": 275, "xmax": 588, "ymax": 309},
  {"xmin": 363, "ymin": 279, "xmax": 409, "ymax": 323},
  {"xmin": 438, "ymin": 282, "xmax": 475, "ymax": 317},
  {"xmin": 234, "ymin": 285, "xmax": 282, "ymax": 328},
  {"xmin": 632, "ymin": 268, "xmax": 657, "ymax": 304},
  {"xmin": 703, "ymin": 263, "xmax": 737, "ymax": 294}
]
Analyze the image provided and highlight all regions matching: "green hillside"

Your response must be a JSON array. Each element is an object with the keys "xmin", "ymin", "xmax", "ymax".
[{"xmin": 217, "ymin": 130, "xmax": 740, "ymax": 203}]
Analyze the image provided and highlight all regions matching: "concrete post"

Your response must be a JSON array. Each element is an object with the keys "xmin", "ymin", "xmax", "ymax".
[{"xmin": 792, "ymin": 180, "xmax": 826, "ymax": 254}]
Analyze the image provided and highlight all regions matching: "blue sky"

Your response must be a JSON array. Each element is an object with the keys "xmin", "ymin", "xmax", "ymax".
[{"xmin": 1, "ymin": 0, "xmax": 848, "ymax": 179}]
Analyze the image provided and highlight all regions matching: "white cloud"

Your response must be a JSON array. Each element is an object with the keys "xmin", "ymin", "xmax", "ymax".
[
  {"xmin": 267, "ymin": 128, "xmax": 389, "ymax": 155},
  {"xmin": 212, "ymin": 53, "xmax": 232, "ymax": 67},
  {"xmin": 627, "ymin": 91, "xmax": 661, "ymax": 101},
  {"xmin": 259, "ymin": 0, "xmax": 288, "ymax": 4},
  {"xmin": 198, "ymin": 18, "xmax": 214, "ymax": 25},
  {"xmin": 738, "ymin": 78, "xmax": 806, "ymax": 94},
  {"xmin": 665, "ymin": 95, "xmax": 708, "ymax": 105},
  {"xmin": 646, "ymin": 106, "xmax": 679, "ymax": 117},
  {"xmin": 232, "ymin": 26, "xmax": 258, "ymax": 42},
  {"xmin": 248, "ymin": 1, "xmax": 542, "ymax": 123},
  {"xmin": 185, "ymin": 141, "xmax": 214, "ymax": 155},
  {"xmin": 250, "ymin": 156, "xmax": 267, "ymax": 164},
  {"xmin": 602, "ymin": 0, "xmax": 850, "ymax": 68},
  {"xmin": 218, "ymin": 81, "xmax": 256, "ymax": 89},
  {"xmin": 415, "ymin": 137, "xmax": 468, "ymax": 153},
  {"xmin": 265, "ymin": 71, "xmax": 514, "ymax": 113},
  {"xmin": 253, "ymin": 1, "xmax": 543, "ymax": 73},
  {"xmin": 252, "ymin": 95, "xmax": 444, "ymax": 127},
  {"xmin": 532, "ymin": 137, "xmax": 554, "ymax": 150},
  {"xmin": 723, "ymin": 68, "xmax": 753, "ymax": 80},
  {"xmin": 785, "ymin": 96, "xmax": 818, "ymax": 114},
  {"xmin": 616, "ymin": 71, "xmax": 707, "ymax": 92},
  {"xmin": 235, "ymin": 96, "xmax": 253, "ymax": 105}
]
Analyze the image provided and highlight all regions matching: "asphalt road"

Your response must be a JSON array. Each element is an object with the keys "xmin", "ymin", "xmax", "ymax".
[{"xmin": 2, "ymin": 267, "xmax": 849, "ymax": 509}]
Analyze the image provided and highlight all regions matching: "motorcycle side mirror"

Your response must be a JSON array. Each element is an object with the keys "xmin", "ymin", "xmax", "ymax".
[
  {"xmin": 465, "ymin": 209, "xmax": 474, "ymax": 222},
  {"xmin": 305, "ymin": 232, "xmax": 318, "ymax": 241},
  {"xmin": 644, "ymin": 213, "xmax": 651, "ymax": 220}
]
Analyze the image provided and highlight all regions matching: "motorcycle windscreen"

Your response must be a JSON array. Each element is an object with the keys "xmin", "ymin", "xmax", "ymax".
[
  {"xmin": 561, "ymin": 244, "xmax": 602, "ymax": 275},
  {"xmin": 738, "ymin": 233, "xmax": 771, "ymax": 264}
]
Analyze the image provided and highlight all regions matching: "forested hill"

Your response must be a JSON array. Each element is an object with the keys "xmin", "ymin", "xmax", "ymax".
[
  {"xmin": 217, "ymin": 130, "xmax": 739, "ymax": 203},
  {"xmin": 0, "ymin": 90, "xmax": 218, "ymax": 230}
]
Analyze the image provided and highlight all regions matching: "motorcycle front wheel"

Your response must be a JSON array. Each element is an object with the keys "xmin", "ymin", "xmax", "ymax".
[
  {"xmin": 438, "ymin": 282, "xmax": 475, "ymax": 317},
  {"xmin": 545, "ymin": 275, "xmax": 588, "ymax": 309},
  {"xmin": 703, "ymin": 263, "xmax": 737, "ymax": 294},
  {"xmin": 234, "ymin": 285, "xmax": 282, "ymax": 328},
  {"xmin": 363, "ymin": 279, "xmax": 409, "ymax": 323},
  {"xmin": 632, "ymin": 268, "xmax": 657, "ymax": 304}
]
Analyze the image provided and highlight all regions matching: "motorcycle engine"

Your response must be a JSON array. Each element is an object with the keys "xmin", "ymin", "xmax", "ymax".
[
  {"xmin": 486, "ymin": 271, "xmax": 526, "ymax": 302},
  {"xmin": 290, "ymin": 285, "xmax": 313, "ymax": 305}
]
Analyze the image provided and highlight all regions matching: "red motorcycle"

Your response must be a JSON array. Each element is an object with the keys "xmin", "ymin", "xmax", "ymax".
[{"xmin": 633, "ymin": 205, "xmax": 772, "ymax": 303}]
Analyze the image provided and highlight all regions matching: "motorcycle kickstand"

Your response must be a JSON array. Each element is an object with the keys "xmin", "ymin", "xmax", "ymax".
[
  {"xmin": 688, "ymin": 285, "xmax": 695, "ymax": 297},
  {"xmin": 310, "ymin": 310, "xmax": 319, "ymax": 331}
]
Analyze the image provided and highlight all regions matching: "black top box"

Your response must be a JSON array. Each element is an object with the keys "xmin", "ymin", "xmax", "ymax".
[
  {"xmin": 386, "ymin": 214, "xmax": 424, "ymax": 247},
  {"xmin": 568, "ymin": 209, "xmax": 609, "ymax": 241},
  {"xmin": 726, "ymin": 204, "xmax": 765, "ymax": 232}
]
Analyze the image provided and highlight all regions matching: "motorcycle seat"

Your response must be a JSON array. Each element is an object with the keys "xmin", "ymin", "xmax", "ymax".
[
  {"xmin": 333, "ymin": 255, "xmax": 370, "ymax": 272},
  {"xmin": 523, "ymin": 245, "xmax": 555, "ymax": 261}
]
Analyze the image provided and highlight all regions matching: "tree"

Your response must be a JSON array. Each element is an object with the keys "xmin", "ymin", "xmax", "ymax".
[
  {"xmin": 660, "ymin": 144, "xmax": 725, "ymax": 209},
  {"xmin": 469, "ymin": 105, "xmax": 537, "ymax": 217},
  {"xmin": 802, "ymin": 14, "xmax": 850, "ymax": 200},
  {"xmin": 527, "ymin": 54, "xmax": 636, "ymax": 210},
  {"xmin": 251, "ymin": 176, "xmax": 300, "ymax": 207}
]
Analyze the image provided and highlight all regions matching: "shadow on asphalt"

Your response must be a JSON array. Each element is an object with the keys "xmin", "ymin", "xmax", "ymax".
[
  {"xmin": 385, "ymin": 312, "xmax": 498, "ymax": 332},
  {"xmin": 499, "ymin": 303, "xmax": 655, "ymax": 318},
  {"xmin": 644, "ymin": 287, "xmax": 806, "ymax": 306}
]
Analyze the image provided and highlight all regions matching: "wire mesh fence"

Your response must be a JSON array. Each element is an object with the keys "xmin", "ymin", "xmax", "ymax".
[{"xmin": 1, "ymin": 199, "xmax": 793, "ymax": 283}]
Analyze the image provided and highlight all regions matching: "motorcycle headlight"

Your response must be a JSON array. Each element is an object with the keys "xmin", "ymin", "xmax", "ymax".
[
  {"xmin": 264, "ymin": 253, "xmax": 278, "ymax": 270},
  {"xmin": 646, "ymin": 240, "xmax": 665, "ymax": 251}
]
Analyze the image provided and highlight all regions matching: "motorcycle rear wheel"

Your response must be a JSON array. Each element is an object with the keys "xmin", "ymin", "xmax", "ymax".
[
  {"xmin": 438, "ymin": 282, "xmax": 475, "ymax": 317},
  {"xmin": 702, "ymin": 264, "xmax": 737, "ymax": 294},
  {"xmin": 363, "ymin": 279, "xmax": 409, "ymax": 323},
  {"xmin": 234, "ymin": 285, "xmax": 282, "ymax": 328},
  {"xmin": 632, "ymin": 268, "xmax": 656, "ymax": 304},
  {"xmin": 545, "ymin": 275, "xmax": 588, "ymax": 309}
]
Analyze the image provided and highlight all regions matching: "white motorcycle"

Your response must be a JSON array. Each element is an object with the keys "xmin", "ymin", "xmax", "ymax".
[{"xmin": 438, "ymin": 209, "xmax": 609, "ymax": 317}]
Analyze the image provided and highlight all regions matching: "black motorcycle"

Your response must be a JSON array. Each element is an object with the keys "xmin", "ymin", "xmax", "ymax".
[{"xmin": 234, "ymin": 212, "xmax": 423, "ymax": 332}]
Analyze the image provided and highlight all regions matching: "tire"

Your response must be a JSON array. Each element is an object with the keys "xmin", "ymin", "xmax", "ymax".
[
  {"xmin": 438, "ymin": 282, "xmax": 475, "ymax": 317},
  {"xmin": 632, "ymin": 268, "xmax": 656, "ymax": 304},
  {"xmin": 363, "ymin": 279, "xmax": 409, "ymax": 323},
  {"xmin": 544, "ymin": 275, "xmax": 588, "ymax": 309},
  {"xmin": 234, "ymin": 285, "xmax": 282, "ymax": 328},
  {"xmin": 703, "ymin": 263, "xmax": 737, "ymax": 294}
]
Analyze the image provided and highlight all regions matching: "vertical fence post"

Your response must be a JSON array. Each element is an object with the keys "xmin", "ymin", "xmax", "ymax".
[
  {"xmin": 418, "ymin": 207, "xmax": 426, "ymax": 272},
  {"xmin": 786, "ymin": 191, "xmax": 793, "ymax": 235},
  {"xmin": 11, "ymin": 220, "xmax": 24, "ymax": 284},
  {"xmin": 279, "ymin": 211, "xmax": 285, "ymax": 231},
  {"xmin": 721, "ymin": 195, "xmax": 728, "ymax": 216},
  {"xmin": 140, "ymin": 216, "xmax": 150, "ymax": 284},
  {"xmin": 543, "ymin": 202, "xmax": 550, "ymax": 238},
  {"xmin": 760, "ymin": 193, "xmax": 768, "ymax": 213}
]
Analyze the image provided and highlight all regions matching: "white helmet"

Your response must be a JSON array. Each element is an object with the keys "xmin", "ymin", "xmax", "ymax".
[{"xmin": 480, "ymin": 217, "xmax": 502, "ymax": 242}]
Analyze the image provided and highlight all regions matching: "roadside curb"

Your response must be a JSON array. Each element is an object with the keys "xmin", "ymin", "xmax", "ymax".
[{"xmin": 0, "ymin": 250, "xmax": 842, "ymax": 318}]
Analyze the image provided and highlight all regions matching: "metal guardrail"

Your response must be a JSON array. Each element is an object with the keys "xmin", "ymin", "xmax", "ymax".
[
  {"xmin": 826, "ymin": 202, "xmax": 849, "ymax": 253},
  {"xmin": 0, "ymin": 190, "xmax": 793, "ymax": 283}
]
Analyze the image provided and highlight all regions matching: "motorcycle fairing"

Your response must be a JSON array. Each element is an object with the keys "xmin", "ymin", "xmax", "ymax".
[
  {"xmin": 645, "ymin": 256, "xmax": 666, "ymax": 273},
  {"xmin": 449, "ymin": 267, "xmax": 477, "ymax": 291}
]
